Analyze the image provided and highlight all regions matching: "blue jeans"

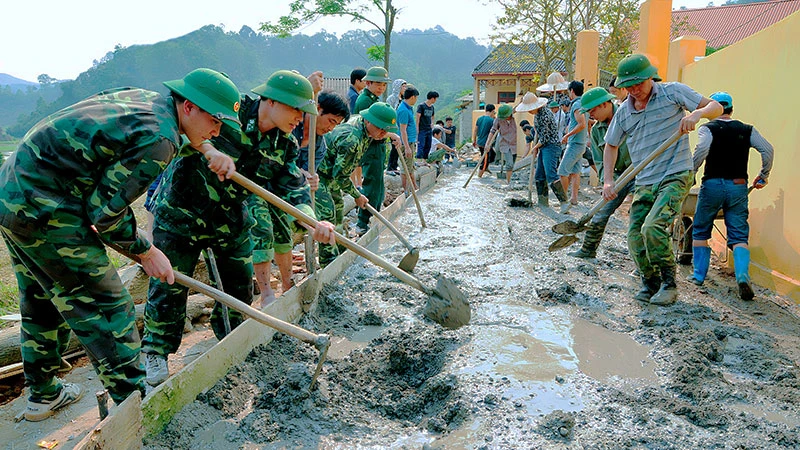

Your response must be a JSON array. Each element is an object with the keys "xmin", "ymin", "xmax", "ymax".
[
  {"xmin": 416, "ymin": 129, "xmax": 432, "ymax": 159},
  {"xmin": 557, "ymin": 141, "xmax": 585, "ymax": 177},
  {"xmin": 692, "ymin": 178, "xmax": 749, "ymax": 247},
  {"xmin": 535, "ymin": 143, "xmax": 561, "ymax": 183}
]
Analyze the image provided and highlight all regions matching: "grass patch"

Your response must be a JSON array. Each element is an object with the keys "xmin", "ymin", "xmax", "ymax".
[{"xmin": 0, "ymin": 281, "xmax": 19, "ymax": 316}]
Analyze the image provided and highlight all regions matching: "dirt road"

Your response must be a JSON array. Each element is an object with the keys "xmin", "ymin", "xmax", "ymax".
[{"xmin": 142, "ymin": 168, "xmax": 799, "ymax": 448}]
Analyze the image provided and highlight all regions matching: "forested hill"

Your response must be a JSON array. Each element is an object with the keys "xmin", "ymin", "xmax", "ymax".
[{"xmin": 3, "ymin": 25, "xmax": 491, "ymax": 136}]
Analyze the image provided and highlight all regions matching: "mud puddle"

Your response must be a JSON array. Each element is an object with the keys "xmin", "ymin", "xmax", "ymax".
[{"xmin": 146, "ymin": 168, "xmax": 800, "ymax": 449}]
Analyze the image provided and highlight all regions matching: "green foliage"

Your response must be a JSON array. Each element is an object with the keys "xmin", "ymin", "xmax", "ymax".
[
  {"xmin": 4, "ymin": 26, "xmax": 490, "ymax": 138},
  {"xmin": 706, "ymin": 45, "xmax": 727, "ymax": 56},
  {"xmin": 366, "ymin": 45, "xmax": 385, "ymax": 62},
  {"xmin": 260, "ymin": 0, "xmax": 399, "ymax": 70},
  {"xmin": 491, "ymin": 0, "xmax": 640, "ymax": 77}
]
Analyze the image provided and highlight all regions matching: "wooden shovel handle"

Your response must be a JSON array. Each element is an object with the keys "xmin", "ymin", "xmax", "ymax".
[
  {"xmin": 362, "ymin": 202, "xmax": 415, "ymax": 252},
  {"xmin": 578, "ymin": 130, "xmax": 683, "ymax": 226},
  {"xmin": 109, "ymin": 234, "xmax": 325, "ymax": 348},
  {"xmin": 230, "ymin": 172, "xmax": 430, "ymax": 295}
]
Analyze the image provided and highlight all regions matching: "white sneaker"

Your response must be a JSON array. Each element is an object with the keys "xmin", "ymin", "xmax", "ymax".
[
  {"xmin": 145, "ymin": 354, "xmax": 169, "ymax": 387},
  {"xmin": 25, "ymin": 382, "xmax": 83, "ymax": 422}
]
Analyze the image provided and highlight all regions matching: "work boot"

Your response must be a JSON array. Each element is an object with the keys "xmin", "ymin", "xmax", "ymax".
[
  {"xmin": 549, "ymin": 180, "xmax": 570, "ymax": 214},
  {"xmin": 634, "ymin": 275, "xmax": 662, "ymax": 303},
  {"xmin": 145, "ymin": 354, "xmax": 169, "ymax": 387},
  {"xmin": 535, "ymin": 181, "xmax": 549, "ymax": 207},
  {"xmin": 25, "ymin": 382, "xmax": 83, "ymax": 422},
  {"xmin": 568, "ymin": 247, "xmax": 596, "ymax": 259},
  {"xmin": 688, "ymin": 246, "xmax": 711, "ymax": 286},
  {"xmin": 733, "ymin": 246, "xmax": 754, "ymax": 301},
  {"xmin": 650, "ymin": 266, "xmax": 678, "ymax": 306}
]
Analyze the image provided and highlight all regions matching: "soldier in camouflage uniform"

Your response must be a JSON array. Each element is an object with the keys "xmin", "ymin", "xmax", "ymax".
[
  {"xmin": 353, "ymin": 66, "xmax": 394, "ymax": 235},
  {"xmin": 0, "ymin": 68, "xmax": 241, "ymax": 420},
  {"xmin": 569, "ymin": 87, "xmax": 632, "ymax": 259},
  {"xmin": 253, "ymin": 90, "xmax": 350, "ymax": 305},
  {"xmin": 317, "ymin": 102, "xmax": 398, "ymax": 267},
  {"xmin": 143, "ymin": 70, "xmax": 335, "ymax": 387}
]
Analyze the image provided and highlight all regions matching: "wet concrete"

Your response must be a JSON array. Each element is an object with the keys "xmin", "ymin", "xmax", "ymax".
[{"xmin": 145, "ymin": 168, "xmax": 800, "ymax": 449}]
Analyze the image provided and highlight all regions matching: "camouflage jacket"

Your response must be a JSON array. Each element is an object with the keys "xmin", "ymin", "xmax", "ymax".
[
  {"xmin": 153, "ymin": 95, "xmax": 313, "ymax": 237},
  {"xmin": 0, "ymin": 88, "xmax": 181, "ymax": 255},
  {"xmin": 318, "ymin": 116, "xmax": 374, "ymax": 199}
]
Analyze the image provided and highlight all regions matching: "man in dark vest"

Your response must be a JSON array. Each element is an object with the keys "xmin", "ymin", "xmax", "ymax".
[{"xmin": 689, "ymin": 91, "xmax": 773, "ymax": 300}]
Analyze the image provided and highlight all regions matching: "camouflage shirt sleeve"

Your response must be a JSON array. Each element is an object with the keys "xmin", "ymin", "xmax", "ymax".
[
  {"xmin": 0, "ymin": 88, "xmax": 180, "ymax": 255},
  {"xmin": 320, "ymin": 121, "xmax": 370, "ymax": 199}
]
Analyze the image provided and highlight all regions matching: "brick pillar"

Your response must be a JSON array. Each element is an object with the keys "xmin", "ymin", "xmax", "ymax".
[
  {"xmin": 575, "ymin": 30, "xmax": 600, "ymax": 88},
  {"xmin": 638, "ymin": 0, "xmax": 673, "ymax": 77},
  {"xmin": 667, "ymin": 36, "xmax": 706, "ymax": 82}
]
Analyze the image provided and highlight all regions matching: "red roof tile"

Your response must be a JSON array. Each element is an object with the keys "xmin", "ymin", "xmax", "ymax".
[{"xmin": 672, "ymin": 0, "xmax": 800, "ymax": 48}]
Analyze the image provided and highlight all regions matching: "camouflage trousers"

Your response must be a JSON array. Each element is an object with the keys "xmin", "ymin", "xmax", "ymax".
[
  {"xmin": 143, "ymin": 225, "xmax": 254, "ymax": 355},
  {"xmin": 628, "ymin": 170, "xmax": 693, "ymax": 278},
  {"xmin": 315, "ymin": 180, "xmax": 346, "ymax": 268},
  {"xmin": 356, "ymin": 140, "xmax": 387, "ymax": 229},
  {"xmin": 1, "ymin": 226, "xmax": 145, "ymax": 404},
  {"xmin": 247, "ymin": 194, "xmax": 294, "ymax": 264},
  {"xmin": 581, "ymin": 179, "xmax": 634, "ymax": 252}
]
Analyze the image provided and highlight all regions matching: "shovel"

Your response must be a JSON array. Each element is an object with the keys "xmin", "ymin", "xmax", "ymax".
[
  {"xmin": 109, "ymin": 239, "xmax": 330, "ymax": 390},
  {"xmin": 549, "ymin": 130, "xmax": 683, "ymax": 252},
  {"xmin": 463, "ymin": 148, "xmax": 488, "ymax": 188},
  {"xmin": 231, "ymin": 172, "xmax": 471, "ymax": 329},
  {"xmin": 362, "ymin": 202, "xmax": 420, "ymax": 273},
  {"xmin": 396, "ymin": 148, "xmax": 427, "ymax": 228}
]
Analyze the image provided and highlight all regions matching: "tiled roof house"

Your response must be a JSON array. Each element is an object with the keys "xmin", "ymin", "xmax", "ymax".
[{"xmin": 672, "ymin": 0, "xmax": 800, "ymax": 48}]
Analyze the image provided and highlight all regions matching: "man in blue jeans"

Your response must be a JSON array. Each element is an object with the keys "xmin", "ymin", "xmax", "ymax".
[
  {"xmin": 397, "ymin": 85, "xmax": 419, "ymax": 193},
  {"xmin": 557, "ymin": 81, "xmax": 589, "ymax": 214},
  {"xmin": 415, "ymin": 91, "xmax": 438, "ymax": 159},
  {"xmin": 569, "ymin": 87, "xmax": 632, "ymax": 259},
  {"xmin": 689, "ymin": 91, "xmax": 773, "ymax": 300}
]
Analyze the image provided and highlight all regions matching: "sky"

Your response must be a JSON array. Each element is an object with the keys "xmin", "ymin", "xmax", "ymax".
[{"xmin": 1, "ymin": 0, "xmax": 717, "ymax": 82}]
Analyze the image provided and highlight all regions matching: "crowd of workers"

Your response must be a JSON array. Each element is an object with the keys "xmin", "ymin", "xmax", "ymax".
[{"xmin": 0, "ymin": 53, "xmax": 773, "ymax": 424}]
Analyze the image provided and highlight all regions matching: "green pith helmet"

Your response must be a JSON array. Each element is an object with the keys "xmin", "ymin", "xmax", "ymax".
[
  {"xmin": 548, "ymin": 100, "xmax": 560, "ymax": 108},
  {"xmin": 163, "ymin": 68, "xmax": 242, "ymax": 128},
  {"xmin": 360, "ymin": 102, "xmax": 398, "ymax": 132},
  {"xmin": 615, "ymin": 54, "xmax": 663, "ymax": 88},
  {"xmin": 363, "ymin": 66, "xmax": 391, "ymax": 83},
  {"xmin": 497, "ymin": 103, "xmax": 513, "ymax": 119},
  {"xmin": 579, "ymin": 87, "xmax": 616, "ymax": 113},
  {"xmin": 251, "ymin": 70, "xmax": 317, "ymax": 115}
]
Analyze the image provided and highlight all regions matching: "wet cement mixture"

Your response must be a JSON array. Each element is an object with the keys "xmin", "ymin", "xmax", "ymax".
[{"xmin": 146, "ymin": 166, "xmax": 800, "ymax": 449}]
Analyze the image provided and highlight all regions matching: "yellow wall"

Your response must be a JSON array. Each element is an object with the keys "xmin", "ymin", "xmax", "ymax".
[{"xmin": 681, "ymin": 10, "xmax": 800, "ymax": 301}]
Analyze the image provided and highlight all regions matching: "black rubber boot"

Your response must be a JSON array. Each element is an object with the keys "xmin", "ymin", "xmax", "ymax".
[
  {"xmin": 650, "ymin": 266, "xmax": 678, "ymax": 306},
  {"xmin": 549, "ymin": 180, "xmax": 568, "ymax": 203},
  {"xmin": 634, "ymin": 275, "xmax": 662, "ymax": 303},
  {"xmin": 536, "ymin": 181, "xmax": 549, "ymax": 207}
]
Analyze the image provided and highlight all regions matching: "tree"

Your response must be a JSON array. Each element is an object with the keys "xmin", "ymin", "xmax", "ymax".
[
  {"xmin": 37, "ymin": 74, "xmax": 56, "ymax": 86},
  {"xmin": 491, "ymin": 0, "xmax": 639, "ymax": 78},
  {"xmin": 261, "ymin": 0, "xmax": 399, "ymax": 73}
]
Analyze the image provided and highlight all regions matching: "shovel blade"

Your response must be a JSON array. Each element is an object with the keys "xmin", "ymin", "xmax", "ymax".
[
  {"xmin": 398, "ymin": 248, "xmax": 419, "ymax": 273},
  {"xmin": 423, "ymin": 276, "xmax": 471, "ymax": 330},
  {"xmin": 548, "ymin": 234, "xmax": 580, "ymax": 252},
  {"xmin": 552, "ymin": 220, "xmax": 585, "ymax": 235}
]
